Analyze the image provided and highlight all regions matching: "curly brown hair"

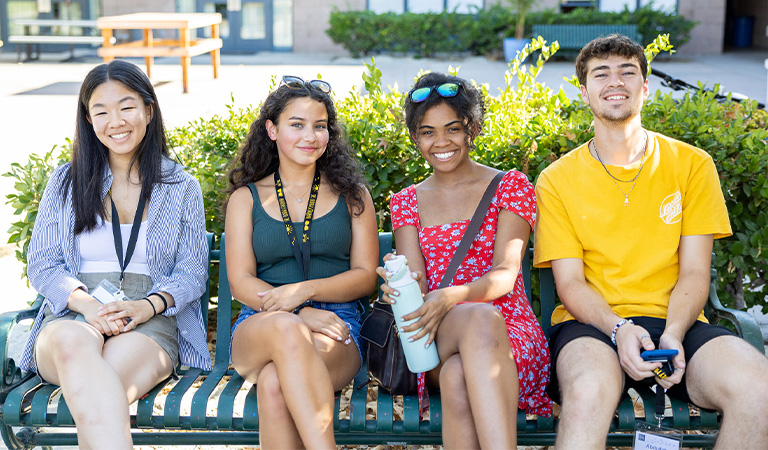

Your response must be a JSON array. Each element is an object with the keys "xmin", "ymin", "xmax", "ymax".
[
  {"xmin": 575, "ymin": 34, "xmax": 647, "ymax": 87},
  {"xmin": 227, "ymin": 82, "xmax": 367, "ymax": 215}
]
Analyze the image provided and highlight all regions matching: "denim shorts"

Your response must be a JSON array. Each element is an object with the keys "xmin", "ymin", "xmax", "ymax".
[{"xmin": 231, "ymin": 300, "xmax": 364, "ymax": 363}]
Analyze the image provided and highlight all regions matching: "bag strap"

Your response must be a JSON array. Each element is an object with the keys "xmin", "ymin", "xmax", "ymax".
[{"xmin": 438, "ymin": 171, "xmax": 506, "ymax": 290}]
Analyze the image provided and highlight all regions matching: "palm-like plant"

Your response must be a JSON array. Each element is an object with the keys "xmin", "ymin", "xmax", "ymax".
[{"xmin": 510, "ymin": 0, "xmax": 537, "ymax": 40}]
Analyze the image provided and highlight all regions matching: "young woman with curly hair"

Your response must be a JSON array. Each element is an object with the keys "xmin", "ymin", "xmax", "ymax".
[
  {"xmin": 378, "ymin": 72, "xmax": 552, "ymax": 448},
  {"xmin": 225, "ymin": 76, "xmax": 378, "ymax": 449}
]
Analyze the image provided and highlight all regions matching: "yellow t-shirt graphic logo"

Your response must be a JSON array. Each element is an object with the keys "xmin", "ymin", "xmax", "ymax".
[{"xmin": 659, "ymin": 191, "xmax": 682, "ymax": 224}]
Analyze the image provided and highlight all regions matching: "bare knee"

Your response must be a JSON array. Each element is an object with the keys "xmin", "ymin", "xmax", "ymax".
[
  {"xmin": 266, "ymin": 313, "xmax": 314, "ymax": 358},
  {"xmin": 38, "ymin": 322, "xmax": 102, "ymax": 367},
  {"xmin": 457, "ymin": 304, "xmax": 506, "ymax": 349}
]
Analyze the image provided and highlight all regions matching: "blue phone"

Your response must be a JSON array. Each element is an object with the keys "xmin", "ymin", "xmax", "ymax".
[
  {"xmin": 641, "ymin": 349, "xmax": 678, "ymax": 362},
  {"xmin": 641, "ymin": 349, "xmax": 678, "ymax": 379}
]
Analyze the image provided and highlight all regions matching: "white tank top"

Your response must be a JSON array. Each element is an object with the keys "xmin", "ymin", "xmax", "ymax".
[{"xmin": 78, "ymin": 217, "xmax": 150, "ymax": 275}]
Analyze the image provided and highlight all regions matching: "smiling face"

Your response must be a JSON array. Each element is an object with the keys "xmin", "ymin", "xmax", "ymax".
[
  {"xmin": 413, "ymin": 102, "xmax": 472, "ymax": 172},
  {"xmin": 266, "ymin": 96, "xmax": 329, "ymax": 168},
  {"xmin": 87, "ymin": 80, "xmax": 152, "ymax": 162},
  {"xmin": 580, "ymin": 55, "xmax": 649, "ymax": 125}
]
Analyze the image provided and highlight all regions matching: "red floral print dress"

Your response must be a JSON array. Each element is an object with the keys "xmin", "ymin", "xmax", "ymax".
[{"xmin": 390, "ymin": 170, "xmax": 552, "ymax": 416}]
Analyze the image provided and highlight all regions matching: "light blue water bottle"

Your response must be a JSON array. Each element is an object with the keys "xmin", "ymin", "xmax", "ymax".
[{"xmin": 384, "ymin": 255, "xmax": 440, "ymax": 373}]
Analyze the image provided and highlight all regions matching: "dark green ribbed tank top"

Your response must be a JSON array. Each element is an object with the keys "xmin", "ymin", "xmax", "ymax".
[{"xmin": 248, "ymin": 183, "xmax": 353, "ymax": 287}]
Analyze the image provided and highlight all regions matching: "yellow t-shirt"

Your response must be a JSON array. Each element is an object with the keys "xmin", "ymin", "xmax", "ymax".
[{"xmin": 534, "ymin": 131, "xmax": 732, "ymax": 325}]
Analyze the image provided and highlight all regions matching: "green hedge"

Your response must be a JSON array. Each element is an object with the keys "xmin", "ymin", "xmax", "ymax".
[
  {"xmin": 5, "ymin": 36, "xmax": 766, "ymax": 311},
  {"xmin": 326, "ymin": 4, "xmax": 696, "ymax": 58}
]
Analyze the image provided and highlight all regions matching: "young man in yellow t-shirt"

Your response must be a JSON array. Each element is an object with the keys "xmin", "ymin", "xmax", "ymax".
[{"xmin": 534, "ymin": 34, "xmax": 768, "ymax": 449}]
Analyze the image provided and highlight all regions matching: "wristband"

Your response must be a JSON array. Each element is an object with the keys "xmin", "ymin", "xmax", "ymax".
[
  {"xmin": 142, "ymin": 297, "xmax": 157, "ymax": 317},
  {"xmin": 293, "ymin": 300, "xmax": 313, "ymax": 315},
  {"xmin": 610, "ymin": 318, "xmax": 634, "ymax": 345}
]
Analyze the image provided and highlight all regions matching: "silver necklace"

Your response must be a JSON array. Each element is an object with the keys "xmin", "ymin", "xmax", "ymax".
[
  {"xmin": 285, "ymin": 184, "xmax": 312, "ymax": 203},
  {"xmin": 592, "ymin": 132, "xmax": 648, "ymax": 206}
]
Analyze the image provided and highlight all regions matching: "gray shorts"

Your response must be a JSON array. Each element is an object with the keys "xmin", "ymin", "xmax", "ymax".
[{"xmin": 34, "ymin": 272, "xmax": 180, "ymax": 373}]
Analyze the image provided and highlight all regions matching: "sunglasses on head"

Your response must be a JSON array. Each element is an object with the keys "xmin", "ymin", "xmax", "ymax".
[
  {"xmin": 281, "ymin": 75, "xmax": 332, "ymax": 94},
  {"xmin": 408, "ymin": 82, "xmax": 462, "ymax": 103}
]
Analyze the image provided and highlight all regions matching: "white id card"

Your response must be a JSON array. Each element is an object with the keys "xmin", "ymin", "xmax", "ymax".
[
  {"xmin": 91, "ymin": 279, "xmax": 127, "ymax": 304},
  {"xmin": 634, "ymin": 421, "xmax": 682, "ymax": 450}
]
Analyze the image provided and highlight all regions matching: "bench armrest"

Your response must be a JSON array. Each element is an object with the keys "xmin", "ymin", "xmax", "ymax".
[
  {"xmin": 0, "ymin": 296, "xmax": 44, "ymax": 394},
  {"xmin": 706, "ymin": 268, "xmax": 764, "ymax": 354}
]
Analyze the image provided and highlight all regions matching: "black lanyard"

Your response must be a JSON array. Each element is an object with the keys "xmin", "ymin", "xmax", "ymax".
[
  {"xmin": 110, "ymin": 191, "xmax": 147, "ymax": 289},
  {"xmin": 274, "ymin": 170, "xmax": 321, "ymax": 280}
]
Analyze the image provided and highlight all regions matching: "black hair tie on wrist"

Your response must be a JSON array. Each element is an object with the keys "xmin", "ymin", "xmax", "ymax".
[
  {"xmin": 142, "ymin": 297, "xmax": 157, "ymax": 316},
  {"xmin": 149, "ymin": 293, "xmax": 168, "ymax": 314}
]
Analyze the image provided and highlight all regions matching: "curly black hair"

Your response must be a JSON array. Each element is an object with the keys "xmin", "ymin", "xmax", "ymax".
[
  {"xmin": 575, "ymin": 34, "xmax": 647, "ymax": 87},
  {"xmin": 403, "ymin": 72, "xmax": 485, "ymax": 147},
  {"xmin": 227, "ymin": 82, "xmax": 367, "ymax": 215}
]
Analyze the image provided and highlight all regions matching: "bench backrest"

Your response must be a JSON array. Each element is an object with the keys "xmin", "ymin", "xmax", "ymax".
[{"xmin": 532, "ymin": 24, "xmax": 642, "ymax": 50}]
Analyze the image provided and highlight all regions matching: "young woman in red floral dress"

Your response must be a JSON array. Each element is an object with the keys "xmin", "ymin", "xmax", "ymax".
[{"xmin": 378, "ymin": 72, "xmax": 551, "ymax": 449}]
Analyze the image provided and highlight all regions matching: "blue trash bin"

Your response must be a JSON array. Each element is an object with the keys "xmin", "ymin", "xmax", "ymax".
[{"xmin": 732, "ymin": 16, "xmax": 754, "ymax": 48}]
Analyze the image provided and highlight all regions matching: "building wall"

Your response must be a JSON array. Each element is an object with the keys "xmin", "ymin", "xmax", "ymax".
[
  {"xmin": 678, "ymin": 0, "xmax": 726, "ymax": 54},
  {"xmin": 293, "ymin": 0, "xmax": 365, "ymax": 53},
  {"xmin": 101, "ymin": 0, "xmax": 175, "ymax": 41}
]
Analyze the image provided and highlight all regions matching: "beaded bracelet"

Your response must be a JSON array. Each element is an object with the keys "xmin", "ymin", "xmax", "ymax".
[
  {"xmin": 610, "ymin": 318, "xmax": 634, "ymax": 345},
  {"xmin": 142, "ymin": 297, "xmax": 157, "ymax": 317}
]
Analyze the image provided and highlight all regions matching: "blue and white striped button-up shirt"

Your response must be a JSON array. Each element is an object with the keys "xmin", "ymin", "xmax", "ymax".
[{"xmin": 20, "ymin": 157, "xmax": 212, "ymax": 372}]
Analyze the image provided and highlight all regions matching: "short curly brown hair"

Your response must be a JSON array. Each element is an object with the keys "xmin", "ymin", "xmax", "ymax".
[{"xmin": 575, "ymin": 34, "xmax": 647, "ymax": 87}]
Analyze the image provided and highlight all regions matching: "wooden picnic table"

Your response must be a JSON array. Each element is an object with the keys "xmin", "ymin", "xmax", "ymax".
[
  {"xmin": 97, "ymin": 12, "xmax": 222, "ymax": 93},
  {"xmin": 8, "ymin": 19, "xmax": 104, "ymax": 62}
]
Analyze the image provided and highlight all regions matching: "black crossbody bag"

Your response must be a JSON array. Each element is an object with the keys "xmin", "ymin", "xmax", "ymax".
[{"xmin": 360, "ymin": 172, "xmax": 505, "ymax": 395}]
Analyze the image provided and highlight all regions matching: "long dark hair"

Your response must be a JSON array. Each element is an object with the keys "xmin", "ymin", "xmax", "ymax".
[
  {"xmin": 404, "ymin": 72, "xmax": 485, "ymax": 147},
  {"xmin": 227, "ymin": 82, "xmax": 367, "ymax": 215},
  {"xmin": 65, "ymin": 60, "xmax": 170, "ymax": 234}
]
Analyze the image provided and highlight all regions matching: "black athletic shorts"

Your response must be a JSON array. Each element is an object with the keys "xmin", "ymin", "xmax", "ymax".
[{"xmin": 546, "ymin": 316, "xmax": 735, "ymax": 407}]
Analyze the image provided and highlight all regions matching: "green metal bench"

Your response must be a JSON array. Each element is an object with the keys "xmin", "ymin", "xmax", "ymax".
[
  {"xmin": 0, "ymin": 232, "xmax": 762, "ymax": 448},
  {"xmin": 532, "ymin": 24, "xmax": 643, "ymax": 56}
]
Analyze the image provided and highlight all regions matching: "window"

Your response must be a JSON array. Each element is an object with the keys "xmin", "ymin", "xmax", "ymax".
[
  {"xmin": 599, "ymin": 0, "xmax": 677, "ymax": 13},
  {"xmin": 369, "ymin": 0, "xmax": 483, "ymax": 14}
]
